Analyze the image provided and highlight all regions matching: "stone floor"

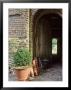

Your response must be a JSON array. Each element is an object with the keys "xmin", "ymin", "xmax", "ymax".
[{"xmin": 9, "ymin": 63, "xmax": 62, "ymax": 81}]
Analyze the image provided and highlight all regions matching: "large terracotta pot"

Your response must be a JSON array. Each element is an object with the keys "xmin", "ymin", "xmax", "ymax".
[
  {"xmin": 15, "ymin": 67, "xmax": 30, "ymax": 81},
  {"xmin": 15, "ymin": 66, "xmax": 34, "ymax": 81}
]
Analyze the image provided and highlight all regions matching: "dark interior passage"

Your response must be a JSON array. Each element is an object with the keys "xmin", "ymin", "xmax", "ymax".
[{"xmin": 33, "ymin": 10, "xmax": 62, "ymax": 69}]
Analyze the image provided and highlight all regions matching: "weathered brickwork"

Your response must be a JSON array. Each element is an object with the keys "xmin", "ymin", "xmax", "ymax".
[
  {"xmin": 9, "ymin": 9, "xmax": 30, "ymax": 69},
  {"xmin": 9, "ymin": 9, "xmax": 30, "ymax": 53},
  {"xmin": 29, "ymin": 9, "xmax": 38, "ymax": 56},
  {"xmin": 9, "ymin": 9, "xmax": 38, "ymax": 51},
  {"xmin": 8, "ymin": 9, "xmax": 38, "ymax": 68}
]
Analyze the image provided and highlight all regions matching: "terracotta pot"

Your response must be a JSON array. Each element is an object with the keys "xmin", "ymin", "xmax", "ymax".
[{"xmin": 15, "ymin": 68, "xmax": 30, "ymax": 81}]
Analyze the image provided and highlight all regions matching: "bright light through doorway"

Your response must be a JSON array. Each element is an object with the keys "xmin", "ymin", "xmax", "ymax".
[{"xmin": 52, "ymin": 38, "xmax": 57, "ymax": 54}]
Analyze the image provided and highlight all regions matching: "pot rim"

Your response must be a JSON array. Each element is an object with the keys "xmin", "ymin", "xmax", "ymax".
[{"xmin": 13, "ymin": 65, "xmax": 32, "ymax": 70}]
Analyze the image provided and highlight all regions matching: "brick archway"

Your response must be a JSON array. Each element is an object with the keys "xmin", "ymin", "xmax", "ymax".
[{"xmin": 32, "ymin": 9, "xmax": 62, "ymax": 63}]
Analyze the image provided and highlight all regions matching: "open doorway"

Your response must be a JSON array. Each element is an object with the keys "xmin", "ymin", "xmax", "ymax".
[{"xmin": 33, "ymin": 9, "xmax": 62, "ymax": 68}]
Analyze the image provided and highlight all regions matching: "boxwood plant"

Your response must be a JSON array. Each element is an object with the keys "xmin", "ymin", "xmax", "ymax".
[{"xmin": 13, "ymin": 48, "xmax": 32, "ymax": 68}]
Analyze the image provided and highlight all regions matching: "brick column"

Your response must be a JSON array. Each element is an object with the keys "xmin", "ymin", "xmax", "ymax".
[{"xmin": 29, "ymin": 9, "xmax": 33, "ymax": 57}]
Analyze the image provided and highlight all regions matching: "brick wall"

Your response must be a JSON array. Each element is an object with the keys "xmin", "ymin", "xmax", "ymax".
[{"xmin": 8, "ymin": 9, "xmax": 30, "ymax": 69}]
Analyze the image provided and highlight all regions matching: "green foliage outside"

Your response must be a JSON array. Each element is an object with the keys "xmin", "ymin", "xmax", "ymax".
[{"xmin": 52, "ymin": 38, "xmax": 57, "ymax": 54}]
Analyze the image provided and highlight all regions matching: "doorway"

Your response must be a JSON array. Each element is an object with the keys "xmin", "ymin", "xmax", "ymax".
[{"xmin": 33, "ymin": 9, "xmax": 62, "ymax": 65}]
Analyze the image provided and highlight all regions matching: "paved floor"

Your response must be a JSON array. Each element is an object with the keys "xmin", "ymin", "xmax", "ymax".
[{"xmin": 9, "ymin": 64, "xmax": 62, "ymax": 81}]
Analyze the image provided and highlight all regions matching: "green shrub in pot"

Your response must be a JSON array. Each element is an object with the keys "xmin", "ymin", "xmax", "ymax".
[
  {"xmin": 13, "ymin": 48, "xmax": 32, "ymax": 68},
  {"xmin": 13, "ymin": 48, "xmax": 33, "ymax": 81}
]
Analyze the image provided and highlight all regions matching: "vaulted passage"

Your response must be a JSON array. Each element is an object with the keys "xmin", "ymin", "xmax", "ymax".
[{"xmin": 33, "ymin": 9, "xmax": 62, "ymax": 64}]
